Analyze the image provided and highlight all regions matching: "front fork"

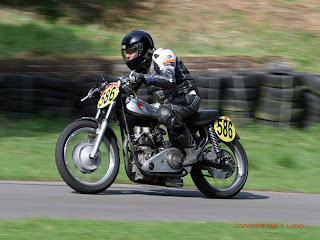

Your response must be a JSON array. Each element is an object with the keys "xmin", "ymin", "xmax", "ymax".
[{"xmin": 89, "ymin": 101, "xmax": 116, "ymax": 159}]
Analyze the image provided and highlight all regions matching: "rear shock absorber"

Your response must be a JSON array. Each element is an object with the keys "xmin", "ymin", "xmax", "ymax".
[{"xmin": 208, "ymin": 125, "xmax": 222, "ymax": 158}]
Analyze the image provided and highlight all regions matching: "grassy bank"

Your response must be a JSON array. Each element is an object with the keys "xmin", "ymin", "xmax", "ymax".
[
  {"xmin": 1, "ymin": 1, "xmax": 320, "ymax": 74},
  {"xmin": 0, "ymin": 218, "xmax": 318, "ymax": 240},
  {"xmin": 1, "ymin": 116, "xmax": 319, "ymax": 194}
]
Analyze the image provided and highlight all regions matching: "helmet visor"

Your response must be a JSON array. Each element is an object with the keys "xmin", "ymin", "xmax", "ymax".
[{"xmin": 121, "ymin": 45, "xmax": 138, "ymax": 61}]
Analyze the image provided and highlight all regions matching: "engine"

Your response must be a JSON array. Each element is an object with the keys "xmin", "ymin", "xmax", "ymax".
[
  {"xmin": 132, "ymin": 126, "xmax": 165, "ymax": 148},
  {"xmin": 130, "ymin": 126, "xmax": 184, "ymax": 181}
]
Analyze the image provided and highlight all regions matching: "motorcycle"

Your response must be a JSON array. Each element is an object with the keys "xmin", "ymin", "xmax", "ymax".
[{"xmin": 55, "ymin": 76, "xmax": 248, "ymax": 198}]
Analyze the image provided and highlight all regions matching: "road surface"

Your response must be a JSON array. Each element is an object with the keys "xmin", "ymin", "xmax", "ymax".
[{"xmin": 1, "ymin": 181, "xmax": 319, "ymax": 225}]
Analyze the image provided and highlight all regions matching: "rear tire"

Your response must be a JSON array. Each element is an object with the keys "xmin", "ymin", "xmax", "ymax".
[{"xmin": 191, "ymin": 139, "xmax": 248, "ymax": 199}]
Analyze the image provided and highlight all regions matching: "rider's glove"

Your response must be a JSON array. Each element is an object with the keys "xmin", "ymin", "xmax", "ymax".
[
  {"xmin": 129, "ymin": 71, "xmax": 144, "ymax": 84},
  {"xmin": 143, "ymin": 74, "xmax": 156, "ymax": 86}
]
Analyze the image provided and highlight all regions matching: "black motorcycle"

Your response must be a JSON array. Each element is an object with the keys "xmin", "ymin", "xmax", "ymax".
[{"xmin": 55, "ymin": 76, "xmax": 248, "ymax": 198}]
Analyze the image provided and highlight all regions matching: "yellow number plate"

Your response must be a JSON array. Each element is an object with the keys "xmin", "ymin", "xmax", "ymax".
[
  {"xmin": 97, "ymin": 84, "xmax": 119, "ymax": 109},
  {"xmin": 214, "ymin": 116, "xmax": 236, "ymax": 142}
]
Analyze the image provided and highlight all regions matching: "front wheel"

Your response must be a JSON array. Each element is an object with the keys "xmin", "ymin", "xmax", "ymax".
[
  {"xmin": 191, "ymin": 139, "xmax": 248, "ymax": 199},
  {"xmin": 55, "ymin": 120, "xmax": 120, "ymax": 194}
]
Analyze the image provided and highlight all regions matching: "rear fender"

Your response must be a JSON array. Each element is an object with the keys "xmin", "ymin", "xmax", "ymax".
[{"xmin": 235, "ymin": 133, "xmax": 240, "ymax": 139}]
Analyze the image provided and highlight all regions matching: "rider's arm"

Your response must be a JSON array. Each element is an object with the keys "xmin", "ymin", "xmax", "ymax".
[{"xmin": 148, "ymin": 49, "xmax": 177, "ymax": 89}]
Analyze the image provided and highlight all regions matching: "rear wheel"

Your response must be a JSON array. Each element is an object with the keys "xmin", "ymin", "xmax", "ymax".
[
  {"xmin": 191, "ymin": 139, "xmax": 248, "ymax": 199},
  {"xmin": 55, "ymin": 120, "xmax": 120, "ymax": 194}
]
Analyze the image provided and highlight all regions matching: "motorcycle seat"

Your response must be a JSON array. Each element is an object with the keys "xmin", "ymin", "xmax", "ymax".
[{"xmin": 185, "ymin": 110, "xmax": 220, "ymax": 127}]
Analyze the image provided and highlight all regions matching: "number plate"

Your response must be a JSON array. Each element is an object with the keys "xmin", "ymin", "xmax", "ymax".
[
  {"xmin": 214, "ymin": 116, "xmax": 236, "ymax": 142},
  {"xmin": 97, "ymin": 84, "xmax": 119, "ymax": 109}
]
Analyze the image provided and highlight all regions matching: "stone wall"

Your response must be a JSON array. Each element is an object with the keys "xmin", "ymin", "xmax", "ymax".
[{"xmin": 0, "ymin": 56, "xmax": 291, "ymax": 80}]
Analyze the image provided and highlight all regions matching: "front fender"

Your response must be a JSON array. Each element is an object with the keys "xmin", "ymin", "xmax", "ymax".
[{"xmin": 76, "ymin": 117, "xmax": 120, "ymax": 149}]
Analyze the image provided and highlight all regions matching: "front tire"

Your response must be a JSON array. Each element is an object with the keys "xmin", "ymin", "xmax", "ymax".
[
  {"xmin": 55, "ymin": 120, "xmax": 120, "ymax": 194},
  {"xmin": 191, "ymin": 139, "xmax": 248, "ymax": 199}
]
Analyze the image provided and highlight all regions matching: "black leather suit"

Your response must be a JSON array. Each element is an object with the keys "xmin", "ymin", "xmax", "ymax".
[{"xmin": 125, "ymin": 48, "xmax": 201, "ymax": 147}]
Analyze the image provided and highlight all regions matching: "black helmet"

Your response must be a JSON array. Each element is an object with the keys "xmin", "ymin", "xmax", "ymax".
[{"xmin": 121, "ymin": 30, "xmax": 154, "ymax": 71}]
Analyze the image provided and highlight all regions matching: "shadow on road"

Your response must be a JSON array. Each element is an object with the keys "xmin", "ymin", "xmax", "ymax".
[
  {"xmin": 232, "ymin": 191, "xmax": 269, "ymax": 200},
  {"xmin": 77, "ymin": 187, "xmax": 270, "ymax": 200}
]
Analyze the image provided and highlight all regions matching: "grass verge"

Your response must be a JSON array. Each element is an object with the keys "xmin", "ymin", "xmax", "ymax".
[{"xmin": 0, "ymin": 218, "xmax": 318, "ymax": 240}]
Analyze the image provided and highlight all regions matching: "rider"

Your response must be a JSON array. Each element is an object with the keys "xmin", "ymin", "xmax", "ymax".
[{"xmin": 121, "ymin": 30, "xmax": 201, "ymax": 166}]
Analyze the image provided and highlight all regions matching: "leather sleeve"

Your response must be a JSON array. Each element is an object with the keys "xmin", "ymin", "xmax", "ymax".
[
  {"xmin": 153, "ymin": 68, "xmax": 176, "ymax": 88},
  {"xmin": 151, "ymin": 49, "xmax": 177, "ymax": 89}
]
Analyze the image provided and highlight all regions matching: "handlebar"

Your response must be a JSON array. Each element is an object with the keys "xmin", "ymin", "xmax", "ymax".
[{"xmin": 80, "ymin": 76, "xmax": 128, "ymax": 102}]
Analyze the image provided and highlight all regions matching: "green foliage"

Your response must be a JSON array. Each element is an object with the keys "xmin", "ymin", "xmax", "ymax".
[{"xmin": 0, "ymin": 0, "xmax": 146, "ymax": 24}]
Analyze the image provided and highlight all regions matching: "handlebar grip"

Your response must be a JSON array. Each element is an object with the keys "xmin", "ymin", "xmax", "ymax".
[{"xmin": 81, "ymin": 96, "xmax": 89, "ymax": 102}]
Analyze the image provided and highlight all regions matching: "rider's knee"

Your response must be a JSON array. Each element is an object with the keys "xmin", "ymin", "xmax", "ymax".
[{"xmin": 157, "ymin": 106, "xmax": 185, "ymax": 131}]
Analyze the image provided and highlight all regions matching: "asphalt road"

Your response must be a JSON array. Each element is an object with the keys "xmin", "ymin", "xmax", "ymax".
[{"xmin": 1, "ymin": 181, "xmax": 319, "ymax": 225}]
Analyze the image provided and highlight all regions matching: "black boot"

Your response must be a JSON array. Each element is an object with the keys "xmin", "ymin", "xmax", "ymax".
[
  {"xmin": 182, "ymin": 140, "xmax": 203, "ymax": 166},
  {"xmin": 176, "ymin": 131, "xmax": 202, "ymax": 166}
]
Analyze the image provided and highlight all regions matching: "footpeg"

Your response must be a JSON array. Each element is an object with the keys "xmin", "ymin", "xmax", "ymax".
[
  {"xmin": 183, "ymin": 166, "xmax": 192, "ymax": 173},
  {"xmin": 165, "ymin": 178, "xmax": 183, "ymax": 188}
]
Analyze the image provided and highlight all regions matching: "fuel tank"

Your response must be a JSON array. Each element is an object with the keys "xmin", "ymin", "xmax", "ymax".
[{"xmin": 125, "ymin": 96, "xmax": 158, "ymax": 119}]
